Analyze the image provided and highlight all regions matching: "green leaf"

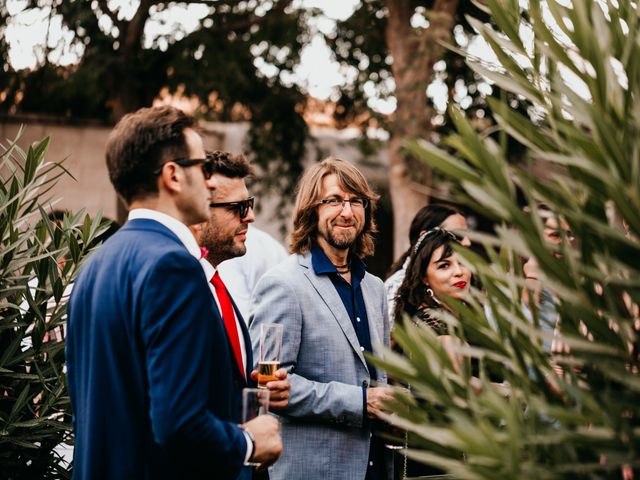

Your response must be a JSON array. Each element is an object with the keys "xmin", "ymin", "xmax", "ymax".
[{"xmin": 404, "ymin": 139, "xmax": 482, "ymax": 184}]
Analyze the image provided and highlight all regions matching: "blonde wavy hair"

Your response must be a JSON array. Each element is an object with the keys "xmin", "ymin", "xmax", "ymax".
[{"xmin": 289, "ymin": 157, "xmax": 379, "ymax": 258}]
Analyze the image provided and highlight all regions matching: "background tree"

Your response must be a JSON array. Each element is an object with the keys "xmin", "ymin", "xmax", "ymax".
[
  {"xmin": 0, "ymin": 0, "xmax": 311, "ymax": 204},
  {"xmin": 1, "ymin": 0, "xmax": 527, "ymax": 256},
  {"xmin": 376, "ymin": 0, "xmax": 640, "ymax": 477}
]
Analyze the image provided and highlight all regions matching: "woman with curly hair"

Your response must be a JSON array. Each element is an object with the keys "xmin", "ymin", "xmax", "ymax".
[
  {"xmin": 385, "ymin": 204, "xmax": 470, "ymax": 320},
  {"xmin": 389, "ymin": 228, "xmax": 473, "ymax": 479},
  {"xmin": 393, "ymin": 227, "xmax": 471, "ymax": 335}
]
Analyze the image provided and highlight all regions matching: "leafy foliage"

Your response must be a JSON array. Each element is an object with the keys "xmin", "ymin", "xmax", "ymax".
[
  {"xmin": 0, "ymin": 130, "xmax": 106, "ymax": 478},
  {"xmin": 374, "ymin": 0, "xmax": 640, "ymax": 477}
]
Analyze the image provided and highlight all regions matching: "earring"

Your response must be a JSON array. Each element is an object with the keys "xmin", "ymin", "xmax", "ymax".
[{"xmin": 425, "ymin": 285, "xmax": 441, "ymax": 306}]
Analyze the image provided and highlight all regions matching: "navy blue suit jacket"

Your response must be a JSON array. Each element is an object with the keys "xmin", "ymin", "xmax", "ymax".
[{"xmin": 67, "ymin": 219, "xmax": 248, "ymax": 480}]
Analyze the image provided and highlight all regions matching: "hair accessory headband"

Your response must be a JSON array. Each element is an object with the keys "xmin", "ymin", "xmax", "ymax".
[
  {"xmin": 411, "ymin": 227, "xmax": 457, "ymax": 256},
  {"xmin": 412, "ymin": 227, "xmax": 441, "ymax": 256}
]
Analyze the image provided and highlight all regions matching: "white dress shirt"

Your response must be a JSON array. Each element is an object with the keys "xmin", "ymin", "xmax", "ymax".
[
  {"xmin": 218, "ymin": 226, "xmax": 288, "ymax": 322},
  {"xmin": 384, "ymin": 257, "xmax": 410, "ymax": 328}
]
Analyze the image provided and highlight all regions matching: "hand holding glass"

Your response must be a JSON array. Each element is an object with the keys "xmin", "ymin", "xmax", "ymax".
[{"xmin": 257, "ymin": 324, "xmax": 283, "ymax": 389}]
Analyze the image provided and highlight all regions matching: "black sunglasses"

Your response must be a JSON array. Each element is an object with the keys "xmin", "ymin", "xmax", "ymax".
[
  {"xmin": 209, "ymin": 197, "xmax": 255, "ymax": 218},
  {"xmin": 153, "ymin": 158, "xmax": 215, "ymax": 179}
]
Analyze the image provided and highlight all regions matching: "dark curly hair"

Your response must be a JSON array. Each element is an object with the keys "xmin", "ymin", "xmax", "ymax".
[
  {"xmin": 106, "ymin": 106, "xmax": 195, "ymax": 204},
  {"xmin": 206, "ymin": 150, "xmax": 254, "ymax": 179},
  {"xmin": 393, "ymin": 228, "xmax": 460, "ymax": 327}
]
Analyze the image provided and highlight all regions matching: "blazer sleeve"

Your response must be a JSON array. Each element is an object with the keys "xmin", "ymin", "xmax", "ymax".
[
  {"xmin": 250, "ymin": 269, "xmax": 364, "ymax": 428},
  {"xmin": 140, "ymin": 250, "xmax": 247, "ymax": 477}
]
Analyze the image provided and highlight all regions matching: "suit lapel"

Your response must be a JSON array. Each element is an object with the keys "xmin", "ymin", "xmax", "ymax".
[
  {"xmin": 231, "ymin": 299, "xmax": 253, "ymax": 384},
  {"xmin": 299, "ymin": 254, "xmax": 368, "ymax": 371},
  {"xmin": 213, "ymin": 291, "xmax": 249, "ymax": 384}
]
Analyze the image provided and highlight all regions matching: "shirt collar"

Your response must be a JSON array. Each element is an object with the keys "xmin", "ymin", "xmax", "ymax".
[
  {"xmin": 199, "ymin": 256, "xmax": 217, "ymax": 282},
  {"xmin": 128, "ymin": 208, "xmax": 201, "ymax": 260},
  {"xmin": 310, "ymin": 244, "xmax": 366, "ymax": 281}
]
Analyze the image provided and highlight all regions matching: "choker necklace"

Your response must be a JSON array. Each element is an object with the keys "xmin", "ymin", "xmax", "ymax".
[{"xmin": 332, "ymin": 262, "xmax": 351, "ymax": 274}]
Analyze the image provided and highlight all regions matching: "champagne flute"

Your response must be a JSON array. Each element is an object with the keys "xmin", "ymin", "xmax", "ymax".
[{"xmin": 257, "ymin": 324, "xmax": 283, "ymax": 389}]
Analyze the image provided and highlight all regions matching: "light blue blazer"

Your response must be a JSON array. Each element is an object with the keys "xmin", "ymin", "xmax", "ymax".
[{"xmin": 249, "ymin": 251, "xmax": 392, "ymax": 480}]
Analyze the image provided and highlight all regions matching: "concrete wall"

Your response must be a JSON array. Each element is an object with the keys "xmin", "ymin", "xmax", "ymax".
[
  {"xmin": 0, "ymin": 119, "xmax": 246, "ymax": 225},
  {"xmin": 1, "ymin": 120, "xmax": 118, "ymax": 220}
]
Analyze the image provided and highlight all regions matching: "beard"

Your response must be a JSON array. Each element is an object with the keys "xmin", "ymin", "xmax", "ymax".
[
  {"xmin": 209, "ymin": 239, "xmax": 246, "ymax": 263},
  {"xmin": 201, "ymin": 225, "xmax": 248, "ymax": 264},
  {"xmin": 321, "ymin": 221, "xmax": 362, "ymax": 251}
]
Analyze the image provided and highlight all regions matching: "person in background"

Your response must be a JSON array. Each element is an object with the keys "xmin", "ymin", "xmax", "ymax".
[
  {"xmin": 250, "ymin": 157, "xmax": 394, "ymax": 480},
  {"xmin": 87, "ymin": 216, "xmax": 121, "ymax": 249},
  {"xmin": 385, "ymin": 204, "xmax": 471, "ymax": 321},
  {"xmin": 393, "ymin": 228, "xmax": 472, "ymax": 368},
  {"xmin": 522, "ymin": 204, "xmax": 576, "ymax": 353},
  {"xmin": 218, "ymin": 225, "xmax": 287, "ymax": 322},
  {"xmin": 392, "ymin": 227, "xmax": 473, "ymax": 479},
  {"xmin": 66, "ymin": 107, "xmax": 281, "ymax": 480}
]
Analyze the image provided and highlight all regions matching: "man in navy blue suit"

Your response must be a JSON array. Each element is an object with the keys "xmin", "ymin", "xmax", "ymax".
[{"xmin": 66, "ymin": 106, "xmax": 282, "ymax": 480}]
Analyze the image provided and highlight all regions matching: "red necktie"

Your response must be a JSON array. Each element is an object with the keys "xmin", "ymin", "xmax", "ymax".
[{"xmin": 210, "ymin": 272, "xmax": 245, "ymax": 380}]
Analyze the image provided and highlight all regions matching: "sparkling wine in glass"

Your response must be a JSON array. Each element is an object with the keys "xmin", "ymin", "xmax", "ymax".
[{"xmin": 257, "ymin": 324, "xmax": 283, "ymax": 389}]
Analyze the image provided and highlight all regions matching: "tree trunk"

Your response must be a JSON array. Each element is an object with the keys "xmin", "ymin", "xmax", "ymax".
[
  {"xmin": 385, "ymin": 0, "xmax": 459, "ymax": 259},
  {"xmin": 108, "ymin": 0, "xmax": 153, "ymax": 122}
]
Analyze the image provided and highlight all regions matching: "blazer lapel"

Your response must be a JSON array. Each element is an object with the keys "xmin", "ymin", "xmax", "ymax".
[
  {"xmin": 299, "ymin": 254, "xmax": 368, "ymax": 371},
  {"xmin": 213, "ymin": 292, "xmax": 249, "ymax": 384},
  {"xmin": 232, "ymin": 299, "xmax": 253, "ymax": 384}
]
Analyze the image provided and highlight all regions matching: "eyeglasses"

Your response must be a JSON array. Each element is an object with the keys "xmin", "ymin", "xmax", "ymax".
[
  {"xmin": 153, "ymin": 158, "xmax": 215, "ymax": 179},
  {"xmin": 318, "ymin": 197, "xmax": 369, "ymax": 209},
  {"xmin": 209, "ymin": 196, "xmax": 255, "ymax": 218}
]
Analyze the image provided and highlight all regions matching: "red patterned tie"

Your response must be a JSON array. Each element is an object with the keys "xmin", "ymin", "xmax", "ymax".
[{"xmin": 210, "ymin": 272, "xmax": 245, "ymax": 380}]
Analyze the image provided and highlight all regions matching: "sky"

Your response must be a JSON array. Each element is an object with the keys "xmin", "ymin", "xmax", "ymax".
[{"xmin": 5, "ymin": 0, "xmax": 478, "ymax": 115}]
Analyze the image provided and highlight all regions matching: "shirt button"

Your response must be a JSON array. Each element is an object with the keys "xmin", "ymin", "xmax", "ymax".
[
  {"xmin": 369, "ymin": 461, "xmax": 373, "ymax": 466},
  {"xmin": 360, "ymin": 346, "xmax": 365, "ymax": 351},
  {"xmin": 356, "ymin": 317, "xmax": 361, "ymax": 322}
]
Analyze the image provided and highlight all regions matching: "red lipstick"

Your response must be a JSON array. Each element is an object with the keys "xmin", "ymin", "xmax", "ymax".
[{"xmin": 453, "ymin": 281, "xmax": 467, "ymax": 289}]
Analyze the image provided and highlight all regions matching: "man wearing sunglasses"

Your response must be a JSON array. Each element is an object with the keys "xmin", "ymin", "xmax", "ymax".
[
  {"xmin": 194, "ymin": 151, "xmax": 291, "ymax": 457},
  {"xmin": 66, "ymin": 107, "xmax": 281, "ymax": 480}
]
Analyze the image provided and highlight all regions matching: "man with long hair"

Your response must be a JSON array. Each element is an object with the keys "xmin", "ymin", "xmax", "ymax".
[{"xmin": 250, "ymin": 157, "xmax": 394, "ymax": 480}]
